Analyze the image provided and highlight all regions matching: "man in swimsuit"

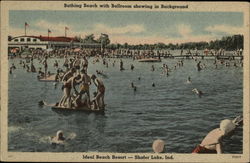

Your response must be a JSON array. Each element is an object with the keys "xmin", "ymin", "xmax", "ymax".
[
  {"xmin": 192, "ymin": 116, "xmax": 243, "ymax": 154},
  {"xmin": 58, "ymin": 71, "xmax": 79, "ymax": 108},
  {"xmin": 91, "ymin": 74, "xmax": 105, "ymax": 109},
  {"xmin": 61, "ymin": 74, "xmax": 81, "ymax": 108},
  {"xmin": 61, "ymin": 68, "xmax": 75, "ymax": 83},
  {"xmin": 76, "ymin": 70, "xmax": 91, "ymax": 108}
]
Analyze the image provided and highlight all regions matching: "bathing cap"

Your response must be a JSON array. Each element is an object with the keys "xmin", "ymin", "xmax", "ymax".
[
  {"xmin": 152, "ymin": 139, "xmax": 165, "ymax": 153},
  {"xmin": 56, "ymin": 130, "xmax": 63, "ymax": 137},
  {"xmin": 220, "ymin": 119, "xmax": 236, "ymax": 135}
]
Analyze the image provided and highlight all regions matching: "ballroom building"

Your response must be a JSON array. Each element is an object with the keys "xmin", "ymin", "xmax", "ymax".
[{"xmin": 8, "ymin": 35, "xmax": 101, "ymax": 51}]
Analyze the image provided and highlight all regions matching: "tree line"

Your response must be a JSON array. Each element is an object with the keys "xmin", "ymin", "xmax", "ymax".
[
  {"xmin": 106, "ymin": 35, "xmax": 243, "ymax": 51},
  {"xmin": 8, "ymin": 34, "xmax": 243, "ymax": 51}
]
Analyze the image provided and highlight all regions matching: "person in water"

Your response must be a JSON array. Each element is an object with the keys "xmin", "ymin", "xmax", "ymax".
[
  {"xmin": 31, "ymin": 62, "xmax": 36, "ymax": 72},
  {"xmin": 58, "ymin": 74, "xmax": 81, "ymax": 108},
  {"xmin": 152, "ymin": 139, "xmax": 165, "ymax": 153},
  {"xmin": 78, "ymin": 70, "xmax": 91, "ymax": 106},
  {"xmin": 51, "ymin": 130, "xmax": 65, "ymax": 145},
  {"xmin": 37, "ymin": 67, "xmax": 45, "ymax": 79},
  {"xmin": 151, "ymin": 65, "xmax": 155, "ymax": 71},
  {"xmin": 54, "ymin": 60, "xmax": 59, "ymax": 68},
  {"xmin": 42, "ymin": 56, "xmax": 48, "ymax": 78},
  {"xmin": 187, "ymin": 76, "xmax": 191, "ymax": 83},
  {"xmin": 120, "ymin": 59, "xmax": 124, "ymax": 71},
  {"xmin": 91, "ymin": 74, "xmax": 105, "ymax": 109},
  {"xmin": 131, "ymin": 64, "xmax": 134, "ymax": 71},
  {"xmin": 192, "ymin": 116, "xmax": 243, "ymax": 154},
  {"xmin": 72, "ymin": 89, "xmax": 90, "ymax": 109},
  {"xmin": 192, "ymin": 88, "xmax": 203, "ymax": 97},
  {"xmin": 197, "ymin": 61, "xmax": 202, "ymax": 71}
]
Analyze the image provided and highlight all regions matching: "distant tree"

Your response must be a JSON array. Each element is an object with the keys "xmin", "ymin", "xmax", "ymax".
[
  {"xmin": 83, "ymin": 34, "xmax": 96, "ymax": 43},
  {"xmin": 97, "ymin": 33, "xmax": 110, "ymax": 50},
  {"xmin": 74, "ymin": 36, "xmax": 82, "ymax": 42}
]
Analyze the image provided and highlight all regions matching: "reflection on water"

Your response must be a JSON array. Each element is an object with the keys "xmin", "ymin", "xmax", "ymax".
[{"xmin": 8, "ymin": 57, "xmax": 243, "ymax": 153}]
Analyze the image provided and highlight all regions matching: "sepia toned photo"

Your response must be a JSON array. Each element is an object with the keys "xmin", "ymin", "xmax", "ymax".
[{"xmin": 1, "ymin": 1, "xmax": 249, "ymax": 162}]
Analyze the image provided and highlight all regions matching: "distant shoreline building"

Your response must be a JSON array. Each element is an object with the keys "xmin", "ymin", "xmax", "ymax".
[{"xmin": 8, "ymin": 35, "xmax": 101, "ymax": 51}]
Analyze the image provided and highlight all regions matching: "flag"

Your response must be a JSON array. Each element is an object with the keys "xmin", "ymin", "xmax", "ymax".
[
  {"xmin": 48, "ymin": 29, "xmax": 51, "ymax": 33},
  {"xmin": 25, "ymin": 22, "xmax": 29, "ymax": 27},
  {"xmin": 65, "ymin": 27, "xmax": 69, "ymax": 30}
]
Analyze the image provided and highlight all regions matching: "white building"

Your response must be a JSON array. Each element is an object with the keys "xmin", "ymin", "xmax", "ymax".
[{"xmin": 8, "ymin": 35, "xmax": 101, "ymax": 51}]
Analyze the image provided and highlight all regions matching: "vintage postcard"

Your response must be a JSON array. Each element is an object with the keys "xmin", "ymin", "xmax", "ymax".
[{"xmin": 1, "ymin": 1, "xmax": 249, "ymax": 162}]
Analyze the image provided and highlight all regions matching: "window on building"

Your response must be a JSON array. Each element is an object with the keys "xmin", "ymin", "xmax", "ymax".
[
  {"xmin": 27, "ymin": 38, "xmax": 31, "ymax": 42},
  {"xmin": 33, "ymin": 39, "xmax": 37, "ymax": 42},
  {"xmin": 20, "ymin": 38, "xmax": 25, "ymax": 42},
  {"xmin": 14, "ymin": 39, "xmax": 18, "ymax": 42}
]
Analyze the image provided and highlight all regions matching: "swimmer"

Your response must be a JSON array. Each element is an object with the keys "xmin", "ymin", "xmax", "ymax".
[
  {"xmin": 37, "ymin": 67, "xmax": 45, "ymax": 79},
  {"xmin": 54, "ymin": 60, "xmax": 59, "ymax": 68},
  {"xmin": 138, "ymin": 77, "xmax": 141, "ymax": 80},
  {"xmin": 30, "ymin": 63, "xmax": 36, "ymax": 72},
  {"xmin": 187, "ymin": 76, "xmax": 191, "ymax": 83},
  {"xmin": 197, "ymin": 61, "xmax": 202, "ymax": 71},
  {"xmin": 120, "ymin": 59, "xmax": 124, "ymax": 71},
  {"xmin": 151, "ymin": 65, "xmax": 155, "ymax": 71},
  {"xmin": 192, "ymin": 116, "xmax": 243, "ymax": 154},
  {"xmin": 131, "ymin": 64, "xmax": 134, "ymax": 71},
  {"xmin": 152, "ymin": 83, "xmax": 155, "ymax": 87},
  {"xmin": 50, "ymin": 130, "xmax": 65, "ymax": 145},
  {"xmin": 192, "ymin": 88, "xmax": 203, "ymax": 97},
  {"xmin": 152, "ymin": 139, "xmax": 165, "ymax": 153}
]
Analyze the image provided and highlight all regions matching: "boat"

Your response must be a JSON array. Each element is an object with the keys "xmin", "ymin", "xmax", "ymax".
[
  {"xmin": 38, "ymin": 74, "xmax": 56, "ymax": 82},
  {"xmin": 137, "ymin": 58, "xmax": 161, "ymax": 62},
  {"xmin": 42, "ymin": 101, "xmax": 105, "ymax": 114}
]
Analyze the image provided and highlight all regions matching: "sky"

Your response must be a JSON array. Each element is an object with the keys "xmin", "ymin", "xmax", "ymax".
[{"xmin": 9, "ymin": 10, "xmax": 244, "ymax": 44}]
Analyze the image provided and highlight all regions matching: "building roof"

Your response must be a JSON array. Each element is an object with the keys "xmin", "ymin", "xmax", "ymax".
[{"xmin": 11, "ymin": 35, "xmax": 80, "ymax": 42}]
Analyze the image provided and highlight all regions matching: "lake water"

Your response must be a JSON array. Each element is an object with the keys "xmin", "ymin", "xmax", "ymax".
[{"xmin": 8, "ymin": 57, "xmax": 243, "ymax": 153}]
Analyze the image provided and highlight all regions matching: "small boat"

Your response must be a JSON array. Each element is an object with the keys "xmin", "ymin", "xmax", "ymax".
[
  {"xmin": 38, "ymin": 74, "xmax": 56, "ymax": 82},
  {"xmin": 41, "ymin": 101, "xmax": 105, "ymax": 114},
  {"xmin": 138, "ymin": 58, "xmax": 161, "ymax": 62}
]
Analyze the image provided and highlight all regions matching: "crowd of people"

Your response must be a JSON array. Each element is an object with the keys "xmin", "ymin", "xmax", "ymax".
[{"xmin": 9, "ymin": 46, "xmax": 244, "ymax": 153}]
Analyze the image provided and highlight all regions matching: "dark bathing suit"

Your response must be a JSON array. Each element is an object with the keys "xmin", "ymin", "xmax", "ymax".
[{"xmin": 192, "ymin": 145, "xmax": 217, "ymax": 154}]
